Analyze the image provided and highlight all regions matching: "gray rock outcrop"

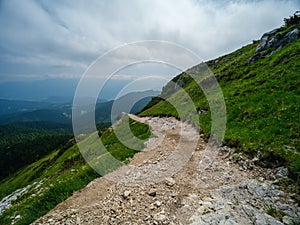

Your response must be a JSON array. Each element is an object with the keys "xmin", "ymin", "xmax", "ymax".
[{"xmin": 248, "ymin": 27, "xmax": 299, "ymax": 63}]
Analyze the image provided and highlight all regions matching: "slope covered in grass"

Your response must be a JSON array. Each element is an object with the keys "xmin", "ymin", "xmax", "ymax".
[
  {"xmin": 0, "ymin": 117, "xmax": 151, "ymax": 225},
  {"xmin": 140, "ymin": 25, "xmax": 300, "ymax": 182}
]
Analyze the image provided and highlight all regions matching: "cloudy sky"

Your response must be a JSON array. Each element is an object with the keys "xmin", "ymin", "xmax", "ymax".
[{"xmin": 0, "ymin": 0, "xmax": 299, "ymax": 83}]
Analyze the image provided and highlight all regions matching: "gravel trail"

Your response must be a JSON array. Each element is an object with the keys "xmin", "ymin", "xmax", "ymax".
[{"xmin": 32, "ymin": 115, "xmax": 300, "ymax": 225}]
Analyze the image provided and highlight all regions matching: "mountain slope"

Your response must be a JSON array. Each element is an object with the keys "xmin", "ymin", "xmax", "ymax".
[
  {"xmin": 28, "ymin": 22, "xmax": 300, "ymax": 222},
  {"xmin": 30, "ymin": 115, "xmax": 300, "ymax": 224},
  {"xmin": 140, "ymin": 23, "xmax": 300, "ymax": 182},
  {"xmin": 0, "ymin": 117, "xmax": 151, "ymax": 225},
  {"xmin": 1, "ymin": 20, "xmax": 299, "ymax": 225}
]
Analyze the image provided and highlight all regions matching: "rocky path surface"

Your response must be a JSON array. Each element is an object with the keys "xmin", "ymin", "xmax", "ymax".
[{"xmin": 32, "ymin": 115, "xmax": 300, "ymax": 225}]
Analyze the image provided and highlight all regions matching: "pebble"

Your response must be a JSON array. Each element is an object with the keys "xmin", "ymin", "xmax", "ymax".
[
  {"xmin": 165, "ymin": 177, "xmax": 175, "ymax": 187},
  {"xmin": 149, "ymin": 189, "xmax": 157, "ymax": 197},
  {"xmin": 155, "ymin": 201, "xmax": 162, "ymax": 207},
  {"xmin": 123, "ymin": 190, "xmax": 131, "ymax": 199}
]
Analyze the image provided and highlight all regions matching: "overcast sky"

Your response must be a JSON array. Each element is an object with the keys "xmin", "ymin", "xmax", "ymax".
[{"xmin": 0, "ymin": 0, "xmax": 299, "ymax": 82}]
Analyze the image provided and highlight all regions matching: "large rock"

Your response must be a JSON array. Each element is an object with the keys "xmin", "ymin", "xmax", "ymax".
[{"xmin": 248, "ymin": 27, "xmax": 299, "ymax": 63}]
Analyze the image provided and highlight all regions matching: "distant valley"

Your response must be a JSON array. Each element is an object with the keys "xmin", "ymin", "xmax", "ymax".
[{"xmin": 0, "ymin": 90, "xmax": 159, "ymax": 181}]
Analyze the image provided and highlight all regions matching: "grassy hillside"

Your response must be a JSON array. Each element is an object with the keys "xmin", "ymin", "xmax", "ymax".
[
  {"xmin": 0, "ymin": 117, "xmax": 151, "ymax": 225},
  {"xmin": 140, "ymin": 26, "xmax": 300, "ymax": 183}
]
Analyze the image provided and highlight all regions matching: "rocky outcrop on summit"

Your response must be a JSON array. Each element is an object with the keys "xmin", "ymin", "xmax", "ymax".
[{"xmin": 248, "ymin": 27, "xmax": 299, "ymax": 63}]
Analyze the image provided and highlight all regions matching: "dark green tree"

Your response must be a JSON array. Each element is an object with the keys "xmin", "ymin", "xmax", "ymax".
[{"xmin": 284, "ymin": 11, "xmax": 300, "ymax": 26}]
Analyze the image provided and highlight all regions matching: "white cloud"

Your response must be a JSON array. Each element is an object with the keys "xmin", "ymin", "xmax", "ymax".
[{"xmin": 0, "ymin": 0, "xmax": 299, "ymax": 81}]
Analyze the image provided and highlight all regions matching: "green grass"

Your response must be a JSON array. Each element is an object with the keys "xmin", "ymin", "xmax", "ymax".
[
  {"xmin": 140, "ymin": 26, "xmax": 300, "ymax": 186},
  {"xmin": 0, "ymin": 117, "xmax": 151, "ymax": 225},
  {"xmin": 265, "ymin": 204, "xmax": 284, "ymax": 221}
]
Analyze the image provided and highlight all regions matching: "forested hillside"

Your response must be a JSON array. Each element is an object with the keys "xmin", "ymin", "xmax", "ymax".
[{"xmin": 0, "ymin": 122, "xmax": 72, "ymax": 179}]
